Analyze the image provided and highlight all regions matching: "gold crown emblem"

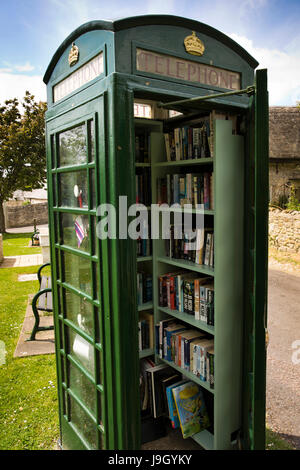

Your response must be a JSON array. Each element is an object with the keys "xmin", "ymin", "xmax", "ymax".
[
  {"xmin": 68, "ymin": 42, "xmax": 79, "ymax": 66},
  {"xmin": 184, "ymin": 31, "xmax": 205, "ymax": 56}
]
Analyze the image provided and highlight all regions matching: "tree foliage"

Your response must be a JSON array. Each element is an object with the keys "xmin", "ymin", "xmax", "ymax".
[
  {"xmin": 0, "ymin": 91, "xmax": 47, "ymax": 231},
  {"xmin": 0, "ymin": 91, "xmax": 47, "ymax": 202}
]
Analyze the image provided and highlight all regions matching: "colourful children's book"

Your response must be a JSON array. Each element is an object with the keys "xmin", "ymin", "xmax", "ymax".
[
  {"xmin": 166, "ymin": 380, "xmax": 188, "ymax": 429},
  {"xmin": 172, "ymin": 381, "xmax": 210, "ymax": 438}
]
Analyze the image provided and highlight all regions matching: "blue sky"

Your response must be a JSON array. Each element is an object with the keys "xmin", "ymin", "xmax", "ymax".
[{"xmin": 0, "ymin": 0, "xmax": 299, "ymax": 105}]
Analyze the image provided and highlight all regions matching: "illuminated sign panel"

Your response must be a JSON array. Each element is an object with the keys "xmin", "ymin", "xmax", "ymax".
[
  {"xmin": 136, "ymin": 48, "xmax": 240, "ymax": 91},
  {"xmin": 53, "ymin": 53, "xmax": 104, "ymax": 102}
]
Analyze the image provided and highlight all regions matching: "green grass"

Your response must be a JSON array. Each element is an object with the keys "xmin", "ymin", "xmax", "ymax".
[
  {"xmin": 0, "ymin": 265, "xmax": 59, "ymax": 450},
  {"xmin": 2, "ymin": 232, "xmax": 42, "ymax": 256},
  {"xmin": 266, "ymin": 428, "xmax": 296, "ymax": 450}
]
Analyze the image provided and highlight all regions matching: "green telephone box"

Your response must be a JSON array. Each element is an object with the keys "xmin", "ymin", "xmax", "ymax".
[{"xmin": 43, "ymin": 15, "xmax": 268, "ymax": 450}]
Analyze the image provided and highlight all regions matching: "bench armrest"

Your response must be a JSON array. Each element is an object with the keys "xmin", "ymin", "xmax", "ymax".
[{"xmin": 37, "ymin": 262, "xmax": 51, "ymax": 285}]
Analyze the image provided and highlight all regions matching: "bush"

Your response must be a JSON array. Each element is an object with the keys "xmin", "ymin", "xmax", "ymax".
[{"xmin": 286, "ymin": 185, "xmax": 300, "ymax": 211}]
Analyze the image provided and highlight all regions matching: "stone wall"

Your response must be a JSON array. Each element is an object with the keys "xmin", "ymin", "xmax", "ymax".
[
  {"xmin": 269, "ymin": 208, "xmax": 300, "ymax": 254},
  {"xmin": 269, "ymin": 107, "xmax": 300, "ymax": 159},
  {"xmin": 4, "ymin": 202, "xmax": 48, "ymax": 229},
  {"xmin": 269, "ymin": 161, "xmax": 300, "ymax": 204}
]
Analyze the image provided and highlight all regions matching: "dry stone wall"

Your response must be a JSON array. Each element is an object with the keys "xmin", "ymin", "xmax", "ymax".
[{"xmin": 269, "ymin": 208, "xmax": 300, "ymax": 254}]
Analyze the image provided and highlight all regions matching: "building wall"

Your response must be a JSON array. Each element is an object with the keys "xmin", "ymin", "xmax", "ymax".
[
  {"xmin": 269, "ymin": 161, "xmax": 300, "ymax": 204},
  {"xmin": 269, "ymin": 107, "xmax": 300, "ymax": 205}
]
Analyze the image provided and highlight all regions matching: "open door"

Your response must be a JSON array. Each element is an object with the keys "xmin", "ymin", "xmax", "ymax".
[{"xmin": 242, "ymin": 68, "xmax": 269, "ymax": 450}]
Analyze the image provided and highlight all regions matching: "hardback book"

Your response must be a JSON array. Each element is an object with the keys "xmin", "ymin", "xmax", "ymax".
[
  {"xmin": 146, "ymin": 364, "xmax": 167, "ymax": 417},
  {"xmin": 194, "ymin": 277, "xmax": 213, "ymax": 320},
  {"xmin": 161, "ymin": 373, "xmax": 182, "ymax": 419},
  {"xmin": 172, "ymin": 381, "xmax": 210, "ymax": 438},
  {"xmin": 140, "ymin": 357, "xmax": 155, "ymax": 412},
  {"xmin": 180, "ymin": 330, "xmax": 205, "ymax": 370},
  {"xmin": 206, "ymin": 346, "xmax": 215, "ymax": 389},
  {"xmin": 158, "ymin": 318, "xmax": 176, "ymax": 358},
  {"xmin": 166, "ymin": 379, "xmax": 188, "ymax": 429},
  {"xmin": 184, "ymin": 332, "xmax": 206, "ymax": 371},
  {"xmin": 165, "ymin": 323, "xmax": 185, "ymax": 361},
  {"xmin": 192, "ymin": 339, "xmax": 214, "ymax": 381},
  {"xmin": 150, "ymin": 365, "xmax": 175, "ymax": 418},
  {"xmin": 171, "ymin": 328, "xmax": 188, "ymax": 363},
  {"xmin": 164, "ymin": 133, "xmax": 171, "ymax": 162},
  {"xmin": 139, "ymin": 311, "xmax": 154, "ymax": 349}
]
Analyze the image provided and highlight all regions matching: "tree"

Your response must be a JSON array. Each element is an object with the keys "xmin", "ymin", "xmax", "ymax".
[{"xmin": 0, "ymin": 91, "xmax": 47, "ymax": 232}]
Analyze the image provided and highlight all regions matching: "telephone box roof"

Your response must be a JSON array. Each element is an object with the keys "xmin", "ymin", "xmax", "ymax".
[{"xmin": 43, "ymin": 15, "xmax": 259, "ymax": 84}]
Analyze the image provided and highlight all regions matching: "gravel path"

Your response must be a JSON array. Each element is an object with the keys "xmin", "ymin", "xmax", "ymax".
[{"xmin": 267, "ymin": 263, "xmax": 300, "ymax": 449}]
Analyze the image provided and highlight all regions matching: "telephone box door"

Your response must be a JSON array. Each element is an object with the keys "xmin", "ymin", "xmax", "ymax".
[{"xmin": 46, "ymin": 96, "xmax": 114, "ymax": 450}]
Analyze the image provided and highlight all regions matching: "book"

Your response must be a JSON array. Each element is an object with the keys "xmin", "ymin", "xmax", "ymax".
[
  {"xmin": 183, "ymin": 331, "xmax": 206, "ymax": 371},
  {"xmin": 161, "ymin": 373, "xmax": 182, "ymax": 418},
  {"xmin": 166, "ymin": 379, "xmax": 188, "ymax": 429},
  {"xmin": 158, "ymin": 318, "xmax": 176, "ymax": 358},
  {"xmin": 180, "ymin": 330, "xmax": 204, "ymax": 369},
  {"xmin": 139, "ymin": 311, "xmax": 154, "ymax": 349},
  {"xmin": 151, "ymin": 365, "xmax": 175, "ymax": 418},
  {"xmin": 192, "ymin": 339, "xmax": 214, "ymax": 381},
  {"xmin": 172, "ymin": 381, "xmax": 210, "ymax": 438},
  {"xmin": 164, "ymin": 323, "xmax": 185, "ymax": 361},
  {"xmin": 206, "ymin": 346, "xmax": 215, "ymax": 389},
  {"xmin": 140, "ymin": 357, "xmax": 155, "ymax": 412}
]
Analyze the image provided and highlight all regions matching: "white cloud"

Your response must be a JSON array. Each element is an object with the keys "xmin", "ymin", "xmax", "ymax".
[
  {"xmin": 228, "ymin": 33, "xmax": 300, "ymax": 106},
  {"xmin": 14, "ymin": 62, "xmax": 35, "ymax": 72},
  {"xmin": 0, "ymin": 71, "xmax": 46, "ymax": 105}
]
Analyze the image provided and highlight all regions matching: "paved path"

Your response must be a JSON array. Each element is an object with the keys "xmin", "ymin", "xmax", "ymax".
[
  {"xmin": 0, "ymin": 254, "xmax": 43, "ymax": 268},
  {"xmin": 267, "ymin": 266, "xmax": 300, "ymax": 449},
  {"xmin": 6, "ymin": 224, "xmax": 48, "ymax": 234}
]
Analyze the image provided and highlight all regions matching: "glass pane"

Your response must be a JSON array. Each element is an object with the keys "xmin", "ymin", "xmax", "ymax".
[
  {"xmin": 52, "ymin": 174, "xmax": 56, "ymax": 206},
  {"xmin": 93, "ymin": 263, "xmax": 99, "ymax": 301},
  {"xmin": 90, "ymin": 169, "xmax": 96, "ymax": 209},
  {"xmin": 61, "ymin": 213, "xmax": 90, "ymax": 253},
  {"xmin": 69, "ymin": 361, "xmax": 96, "ymax": 415},
  {"xmin": 68, "ymin": 328, "xmax": 95, "ymax": 377},
  {"xmin": 91, "ymin": 217, "xmax": 97, "ymax": 256},
  {"xmin": 88, "ymin": 120, "xmax": 95, "ymax": 163},
  {"xmin": 69, "ymin": 396, "xmax": 97, "ymax": 449},
  {"xmin": 63, "ymin": 252, "xmax": 92, "ymax": 296},
  {"xmin": 59, "ymin": 170, "xmax": 88, "ymax": 209},
  {"xmin": 64, "ymin": 290, "xmax": 93, "ymax": 336},
  {"xmin": 51, "ymin": 134, "xmax": 56, "ymax": 169},
  {"xmin": 58, "ymin": 124, "xmax": 87, "ymax": 167}
]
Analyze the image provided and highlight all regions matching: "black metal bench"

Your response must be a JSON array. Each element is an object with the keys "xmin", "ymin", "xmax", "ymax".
[{"xmin": 30, "ymin": 262, "xmax": 54, "ymax": 341}]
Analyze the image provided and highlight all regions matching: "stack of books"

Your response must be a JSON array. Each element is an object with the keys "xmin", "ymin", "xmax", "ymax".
[
  {"xmin": 137, "ymin": 272, "xmax": 153, "ymax": 306},
  {"xmin": 135, "ymin": 131, "xmax": 150, "ymax": 163},
  {"xmin": 165, "ymin": 227, "xmax": 214, "ymax": 267},
  {"xmin": 158, "ymin": 271, "xmax": 214, "ymax": 325},
  {"xmin": 157, "ymin": 172, "xmax": 213, "ymax": 209},
  {"xmin": 155, "ymin": 319, "xmax": 214, "ymax": 388},
  {"xmin": 138, "ymin": 311, "xmax": 154, "ymax": 351},
  {"xmin": 136, "ymin": 171, "xmax": 151, "ymax": 206},
  {"xmin": 139, "ymin": 360, "xmax": 211, "ymax": 437},
  {"xmin": 164, "ymin": 121, "xmax": 211, "ymax": 161}
]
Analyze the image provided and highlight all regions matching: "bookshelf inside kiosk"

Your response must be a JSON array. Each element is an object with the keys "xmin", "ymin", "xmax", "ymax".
[
  {"xmin": 43, "ymin": 16, "xmax": 268, "ymax": 451},
  {"xmin": 135, "ymin": 99, "xmax": 245, "ymax": 450}
]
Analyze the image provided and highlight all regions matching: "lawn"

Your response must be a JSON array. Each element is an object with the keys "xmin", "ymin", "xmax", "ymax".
[
  {"xmin": 2, "ymin": 232, "xmax": 42, "ymax": 256},
  {"xmin": 0, "ymin": 264, "xmax": 59, "ymax": 450}
]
